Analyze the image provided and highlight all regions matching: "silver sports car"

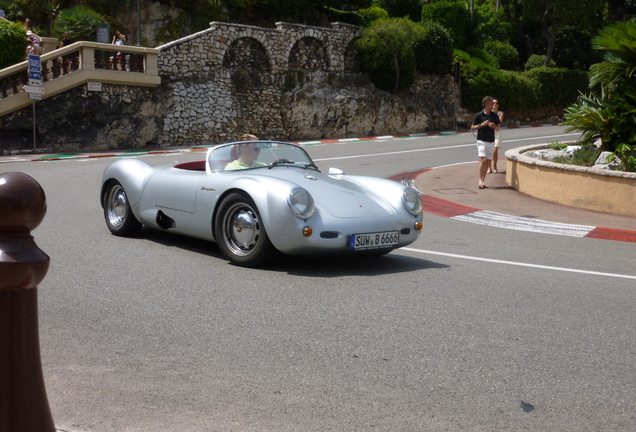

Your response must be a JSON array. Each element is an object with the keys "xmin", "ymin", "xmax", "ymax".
[{"xmin": 100, "ymin": 141, "xmax": 423, "ymax": 267}]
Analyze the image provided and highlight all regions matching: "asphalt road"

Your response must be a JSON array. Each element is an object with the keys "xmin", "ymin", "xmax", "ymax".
[{"xmin": 2, "ymin": 125, "xmax": 635, "ymax": 431}]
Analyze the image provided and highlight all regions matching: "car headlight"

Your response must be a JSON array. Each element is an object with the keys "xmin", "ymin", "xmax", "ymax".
[
  {"xmin": 402, "ymin": 187, "xmax": 422, "ymax": 216},
  {"xmin": 288, "ymin": 188, "xmax": 315, "ymax": 220}
]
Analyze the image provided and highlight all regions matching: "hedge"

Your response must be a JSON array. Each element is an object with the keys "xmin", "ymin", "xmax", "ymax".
[
  {"xmin": 414, "ymin": 22, "xmax": 454, "ymax": 76},
  {"xmin": 463, "ymin": 69, "xmax": 537, "ymax": 111},
  {"xmin": 462, "ymin": 67, "xmax": 589, "ymax": 111},
  {"xmin": 523, "ymin": 67, "xmax": 589, "ymax": 107},
  {"xmin": 421, "ymin": 1, "xmax": 469, "ymax": 49},
  {"xmin": 0, "ymin": 20, "xmax": 27, "ymax": 69}
]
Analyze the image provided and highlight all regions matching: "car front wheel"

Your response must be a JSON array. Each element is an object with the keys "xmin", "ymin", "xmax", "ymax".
[
  {"xmin": 215, "ymin": 192, "xmax": 275, "ymax": 267},
  {"xmin": 103, "ymin": 180, "xmax": 142, "ymax": 237}
]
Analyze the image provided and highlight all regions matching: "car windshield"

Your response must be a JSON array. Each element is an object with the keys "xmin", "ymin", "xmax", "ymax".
[{"xmin": 207, "ymin": 141, "xmax": 318, "ymax": 173}]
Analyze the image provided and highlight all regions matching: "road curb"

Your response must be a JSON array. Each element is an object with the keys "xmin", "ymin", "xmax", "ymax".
[
  {"xmin": 0, "ymin": 123, "xmax": 561, "ymax": 163},
  {"xmin": 389, "ymin": 167, "xmax": 636, "ymax": 244},
  {"xmin": 10, "ymin": 124, "xmax": 631, "ymax": 243}
]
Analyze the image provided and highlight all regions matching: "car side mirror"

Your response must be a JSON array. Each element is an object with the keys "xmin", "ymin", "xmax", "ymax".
[{"xmin": 328, "ymin": 167, "xmax": 344, "ymax": 175}]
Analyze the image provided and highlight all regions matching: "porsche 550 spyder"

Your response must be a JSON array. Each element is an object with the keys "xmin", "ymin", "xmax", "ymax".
[{"xmin": 100, "ymin": 141, "xmax": 423, "ymax": 267}]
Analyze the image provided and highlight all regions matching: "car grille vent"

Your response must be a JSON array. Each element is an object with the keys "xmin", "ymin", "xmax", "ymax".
[
  {"xmin": 400, "ymin": 228, "xmax": 411, "ymax": 235},
  {"xmin": 156, "ymin": 210, "xmax": 176, "ymax": 230},
  {"xmin": 320, "ymin": 231, "xmax": 339, "ymax": 239}
]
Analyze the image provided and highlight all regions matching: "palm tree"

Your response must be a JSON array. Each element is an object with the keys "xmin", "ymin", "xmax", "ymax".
[
  {"xmin": 44, "ymin": 1, "xmax": 61, "ymax": 31},
  {"xmin": 563, "ymin": 19, "xmax": 636, "ymax": 170},
  {"xmin": 589, "ymin": 18, "xmax": 636, "ymax": 93}
]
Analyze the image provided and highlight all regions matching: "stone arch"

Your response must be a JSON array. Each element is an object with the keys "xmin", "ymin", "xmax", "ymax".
[
  {"xmin": 222, "ymin": 37, "xmax": 271, "ymax": 72},
  {"xmin": 343, "ymin": 38, "xmax": 361, "ymax": 73},
  {"xmin": 288, "ymin": 37, "xmax": 328, "ymax": 71}
]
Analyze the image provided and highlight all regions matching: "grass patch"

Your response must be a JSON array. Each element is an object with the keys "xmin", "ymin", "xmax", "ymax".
[
  {"xmin": 550, "ymin": 140, "xmax": 568, "ymax": 150},
  {"xmin": 572, "ymin": 145, "xmax": 600, "ymax": 166}
]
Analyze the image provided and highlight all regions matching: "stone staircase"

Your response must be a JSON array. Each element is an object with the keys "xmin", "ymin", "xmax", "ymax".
[{"xmin": 0, "ymin": 41, "xmax": 161, "ymax": 117}]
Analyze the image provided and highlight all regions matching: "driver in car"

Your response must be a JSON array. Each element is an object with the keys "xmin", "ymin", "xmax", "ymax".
[{"xmin": 225, "ymin": 134, "xmax": 268, "ymax": 170}]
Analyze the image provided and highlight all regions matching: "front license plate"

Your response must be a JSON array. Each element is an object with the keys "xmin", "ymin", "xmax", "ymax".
[{"xmin": 349, "ymin": 231, "xmax": 399, "ymax": 250}]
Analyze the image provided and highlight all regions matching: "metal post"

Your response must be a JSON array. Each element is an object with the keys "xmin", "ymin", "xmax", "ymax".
[
  {"xmin": 453, "ymin": 62, "xmax": 461, "ymax": 131},
  {"xmin": 32, "ymin": 101, "xmax": 36, "ymax": 149},
  {"xmin": 137, "ymin": 0, "xmax": 142, "ymax": 46},
  {"xmin": 0, "ymin": 172, "xmax": 54, "ymax": 432}
]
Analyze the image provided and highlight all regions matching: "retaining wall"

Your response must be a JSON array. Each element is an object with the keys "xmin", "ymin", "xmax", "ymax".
[
  {"xmin": 506, "ymin": 145, "xmax": 636, "ymax": 217},
  {"xmin": 1, "ymin": 20, "xmax": 459, "ymax": 151}
]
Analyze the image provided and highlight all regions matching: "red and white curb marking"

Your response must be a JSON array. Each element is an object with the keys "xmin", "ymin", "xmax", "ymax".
[
  {"xmin": 3, "ymin": 123, "xmax": 561, "ymax": 162},
  {"xmin": 298, "ymin": 124, "xmax": 561, "ymax": 145},
  {"xmin": 8, "ymin": 126, "xmax": 633, "ymax": 241},
  {"xmin": 390, "ymin": 168, "xmax": 636, "ymax": 244}
]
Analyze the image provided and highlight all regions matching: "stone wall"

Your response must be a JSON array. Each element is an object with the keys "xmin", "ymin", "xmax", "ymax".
[
  {"xmin": 154, "ymin": 21, "xmax": 464, "ymax": 146},
  {"xmin": 0, "ymin": 21, "xmax": 462, "ymax": 152}
]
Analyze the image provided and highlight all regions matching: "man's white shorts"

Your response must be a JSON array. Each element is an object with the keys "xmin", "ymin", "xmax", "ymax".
[{"xmin": 477, "ymin": 140, "xmax": 495, "ymax": 160}]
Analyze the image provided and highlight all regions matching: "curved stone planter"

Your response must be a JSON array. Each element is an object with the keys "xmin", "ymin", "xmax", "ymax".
[{"xmin": 505, "ymin": 144, "xmax": 636, "ymax": 217}]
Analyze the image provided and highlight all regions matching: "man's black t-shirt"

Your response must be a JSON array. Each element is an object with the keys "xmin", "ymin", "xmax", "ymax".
[{"xmin": 473, "ymin": 111, "xmax": 500, "ymax": 143}]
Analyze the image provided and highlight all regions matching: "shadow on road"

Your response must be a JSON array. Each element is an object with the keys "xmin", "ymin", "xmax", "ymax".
[{"xmin": 136, "ymin": 228, "xmax": 447, "ymax": 276}]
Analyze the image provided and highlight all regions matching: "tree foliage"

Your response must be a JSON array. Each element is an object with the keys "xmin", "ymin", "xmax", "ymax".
[
  {"xmin": 52, "ymin": 5, "xmax": 106, "ymax": 42},
  {"xmin": 414, "ymin": 21, "xmax": 454, "ymax": 76},
  {"xmin": 1, "ymin": 0, "xmax": 635, "ymax": 122},
  {"xmin": 371, "ymin": 0, "xmax": 422, "ymax": 21},
  {"xmin": 564, "ymin": 19, "xmax": 636, "ymax": 170},
  {"xmin": 483, "ymin": 40, "xmax": 519, "ymax": 70},
  {"xmin": 357, "ymin": 17, "xmax": 426, "ymax": 93},
  {"xmin": 0, "ymin": 20, "xmax": 27, "ymax": 69},
  {"xmin": 357, "ymin": 6, "xmax": 389, "ymax": 26},
  {"xmin": 421, "ymin": 1, "xmax": 469, "ymax": 49}
]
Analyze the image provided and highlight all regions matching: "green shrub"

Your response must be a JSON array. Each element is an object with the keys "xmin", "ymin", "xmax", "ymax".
[
  {"xmin": 478, "ymin": 7, "xmax": 519, "ymax": 45},
  {"xmin": 525, "ymin": 54, "xmax": 556, "ymax": 70},
  {"xmin": 611, "ymin": 143, "xmax": 636, "ymax": 172},
  {"xmin": 421, "ymin": 0, "xmax": 469, "ymax": 48},
  {"xmin": 372, "ymin": 0, "xmax": 422, "ymax": 21},
  {"xmin": 463, "ymin": 69, "xmax": 537, "ymax": 111},
  {"xmin": 571, "ymin": 145, "xmax": 600, "ymax": 166},
  {"xmin": 464, "ymin": 55, "xmax": 495, "ymax": 79},
  {"xmin": 453, "ymin": 49, "xmax": 471, "ymax": 81},
  {"xmin": 456, "ymin": 46, "xmax": 498, "ymax": 82},
  {"xmin": 52, "ymin": 5, "xmax": 106, "ymax": 42},
  {"xmin": 0, "ymin": 1, "xmax": 22, "ymax": 21},
  {"xmin": 0, "ymin": 20, "xmax": 26, "ymax": 69},
  {"xmin": 550, "ymin": 140, "xmax": 567, "ymax": 150},
  {"xmin": 553, "ymin": 25, "xmax": 601, "ymax": 70},
  {"xmin": 357, "ymin": 17, "xmax": 424, "ymax": 93},
  {"xmin": 156, "ymin": 11, "xmax": 190, "ymax": 45},
  {"xmin": 523, "ymin": 67, "xmax": 589, "ymax": 107},
  {"xmin": 326, "ymin": 8, "xmax": 364, "ymax": 26},
  {"xmin": 357, "ymin": 6, "xmax": 389, "ymax": 27},
  {"xmin": 413, "ymin": 21, "xmax": 454, "ymax": 76},
  {"xmin": 363, "ymin": 47, "xmax": 417, "ymax": 92},
  {"xmin": 453, "ymin": 48, "xmax": 495, "ymax": 83},
  {"xmin": 484, "ymin": 41, "xmax": 519, "ymax": 70},
  {"xmin": 563, "ymin": 92, "xmax": 610, "ymax": 148},
  {"xmin": 465, "ymin": 45, "xmax": 499, "ymax": 69}
]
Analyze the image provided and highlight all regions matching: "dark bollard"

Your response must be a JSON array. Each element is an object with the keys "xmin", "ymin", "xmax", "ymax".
[{"xmin": 0, "ymin": 172, "xmax": 55, "ymax": 432}]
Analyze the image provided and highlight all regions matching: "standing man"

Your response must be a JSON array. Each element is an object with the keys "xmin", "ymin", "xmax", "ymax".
[{"xmin": 471, "ymin": 96, "xmax": 501, "ymax": 189}]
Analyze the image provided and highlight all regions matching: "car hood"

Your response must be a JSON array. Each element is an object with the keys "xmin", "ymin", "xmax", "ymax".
[{"xmin": 262, "ymin": 168, "xmax": 397, "ymax": 218}]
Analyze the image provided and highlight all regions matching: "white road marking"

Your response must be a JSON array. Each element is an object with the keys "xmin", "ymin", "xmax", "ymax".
[
  {"xmin": 313, "ymin": 133, "xmax": 578, "ymax": 162},
  {"xmin": 400, "ymin": 247, "xmax": 636, "ymax": 280},
  {"xmin": 453, "ymin": 211, "xmax": 596, "ymax": 237},
  {"xmin": 314, "ymin": 143, "xmax": 475, "ymax": 161}
]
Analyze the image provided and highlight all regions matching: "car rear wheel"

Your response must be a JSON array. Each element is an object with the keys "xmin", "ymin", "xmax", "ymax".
[
  {"xmin": 215, "ymin": 192, "xmax": 275, "ymax": 267},
  {"xmin": 103, "ymin": 180, "xmax": 142, "ymax": 237}
]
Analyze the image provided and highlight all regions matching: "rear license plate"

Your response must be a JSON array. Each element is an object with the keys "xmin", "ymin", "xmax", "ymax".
[{"xmin": 349, "ymin": 231, "xmax": 399, "ymax": 250}]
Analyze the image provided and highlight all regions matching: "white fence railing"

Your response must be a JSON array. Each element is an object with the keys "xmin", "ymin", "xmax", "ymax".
[{"xmin": 0, "ymin": 42, "xmax": 161, "ymax": 117}]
